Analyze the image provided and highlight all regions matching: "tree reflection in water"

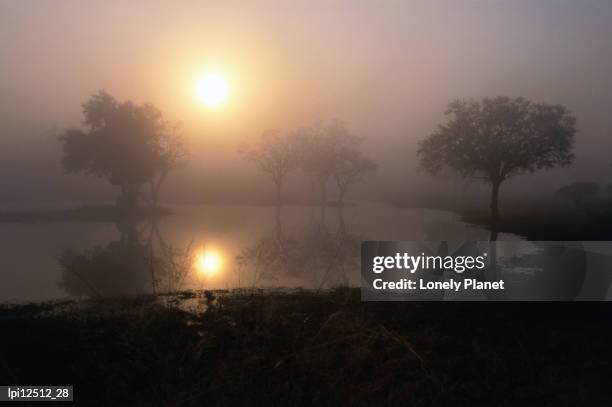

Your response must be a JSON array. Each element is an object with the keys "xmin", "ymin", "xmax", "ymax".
[
  {"xmin": 58, "ymin": 215, "xmax": 193, "ymax": 298},
  {"xmin": 58, "ymin": 205, "xmax": 364, "ymax": 297},
  {"xmin": 236, "ymin": 205, "xmax": 362, "ymax": 289}
]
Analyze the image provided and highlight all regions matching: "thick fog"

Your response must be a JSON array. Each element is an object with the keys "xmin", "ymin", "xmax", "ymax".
[{"xmin": 1, "ymin": 0, "xmax": 612, "ymax": 207}]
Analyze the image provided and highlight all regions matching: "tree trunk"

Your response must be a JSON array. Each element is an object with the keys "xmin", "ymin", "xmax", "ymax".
[
  {"xmin": 320, "ymin": 178, "xmax": 327, "ymax": 206},
  {"xmin": 117, "ymin": 183, "xmax": 140, "ymax": 213},
  {"xmin": 310, "ymin": 177, "xmax": 317, "ymax": 205},
  {"xmin": 149, "ymin": 181, "xmax": 159, "ymax": 209},
  {"xmin": 337, "ymin": 205, "xmax": 346, "ymax": 235},
  {"xmin": 150, "ymin": 171, "xmax": 168, "ymax": 210},
  {"xmin": 338, "ymin": 186, "xmax": 347, "ymax": 207},
  {"xmin": 275, "ymin": 180, "xmax": 283, "ymax": 208},
  {"xmin": 490, "ymin": 180, "xmax": 501, "ymax": 226},
  {"xmin": 319, "ymin": 177, "xmax": 328, "ymax": 222}
]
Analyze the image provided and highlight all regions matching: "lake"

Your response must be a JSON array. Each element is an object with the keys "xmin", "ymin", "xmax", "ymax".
[{"xmin": 0, "ymin": 202, "xmax": 519, "ymax": 302}]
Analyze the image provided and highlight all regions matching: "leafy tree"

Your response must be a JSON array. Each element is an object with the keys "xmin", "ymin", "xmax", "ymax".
[
  {"xmin": 555, "ymin": 182, "xmax": 600, "ymax": 205},
  {"xmin": 59, "ymin": 91, "xmax": 183, "ymax": 210},
  {"xmin": 240, "ymin": 130, "xmax": 299, "ymax": 206},
  {"xmin": 418, "ymin": 96, "xmax": 576, "ymax": 223}
]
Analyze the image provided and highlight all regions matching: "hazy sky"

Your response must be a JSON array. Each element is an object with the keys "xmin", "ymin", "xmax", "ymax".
[{"xmin": 2, "ymin": 1, "xmax": 612, "ymax": 203}]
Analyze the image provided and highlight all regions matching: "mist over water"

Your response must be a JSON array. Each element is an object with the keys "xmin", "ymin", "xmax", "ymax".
[
  {"xmin": 0, "ymin": 203, "xmax": 520, "ymax": 302},
  {"xmin": 0, "ymin": 1, "xmax": 611, "ymax": 301},
  {"xmin": 3, "ymin": 3, "xmax": 612, "ymax": 405}
]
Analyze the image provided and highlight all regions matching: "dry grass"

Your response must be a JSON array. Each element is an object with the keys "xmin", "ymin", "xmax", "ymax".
[{"xmin": 1, "ymin": 289, "xmax": 611, "ymax": 406}]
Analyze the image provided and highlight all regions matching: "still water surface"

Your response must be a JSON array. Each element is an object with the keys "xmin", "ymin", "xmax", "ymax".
[{"xmin": 0, "ymin": 203, "xmax": 518, "ymax": 302}]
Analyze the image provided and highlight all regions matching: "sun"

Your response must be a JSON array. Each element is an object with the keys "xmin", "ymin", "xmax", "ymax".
[
  {"xmin": 196, "ymin": 74, "xmax": 230, "ymax": 107},
  {"xmin": 195, "ymin": 248, "xmax": 223, "ymax": 277}
]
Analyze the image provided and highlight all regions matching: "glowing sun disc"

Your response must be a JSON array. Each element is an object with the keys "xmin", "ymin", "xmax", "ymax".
[
  {"xmin": 196, "ymin": 74, "xmax": 230, "ymax": 106},
  {"xmin": 196, "ymin": 249, "xmax": 222, "ymax": 276}
]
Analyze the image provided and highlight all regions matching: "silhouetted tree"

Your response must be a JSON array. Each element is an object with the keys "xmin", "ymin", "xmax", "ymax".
[
  {"xmin": 418, "ymin": 96, "xmax": 576, "ymax": 224},
  {"xmin": 333, "ymin": 150, "xmax": 377, "ymax": 205},
  {"xmin": 240, "ymin": 130, "xmax": 298, "ymax": 206},
  {"xmin": 147, "ymin": 124, "xmax": 188, "ymax": 209},
  {"xmin": 298, "ymin": 121, "xmax": 363, "ymax": 211},
  {"xmin": 555, "ymin": 182, "xmax": 600, "ymax": 205},
  {"xmin": 59, "ymin": 90, "xmax": 181, "ymax": 211}
]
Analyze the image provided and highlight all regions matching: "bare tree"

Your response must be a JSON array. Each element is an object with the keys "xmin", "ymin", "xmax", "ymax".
[
  {"xmin": 240, "ymin": 130, "xmax": 299, "ymax": 206},
  {"xmin": 297, "ymin": 121, "xmax": 362, "ymax": 210},
  {"xmin": 147, "ymin": 123, "xmax": 188, "ymax": 209},
  {"xmin": 333, "ymin": 150, "xmax": 377, "ymax": 205}
]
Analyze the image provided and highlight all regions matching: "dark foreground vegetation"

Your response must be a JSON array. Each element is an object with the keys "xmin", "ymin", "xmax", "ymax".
[
  {"xmin": 394, "ymin": 192, "xmax": 612, "ymax": 240},
  {"xmin": 1, "ymin": 289, "xmax": 611, "ymax": 406},
  {"xmin": 460, "ymin": 200, "xmax": 612, "ymax": 240}
]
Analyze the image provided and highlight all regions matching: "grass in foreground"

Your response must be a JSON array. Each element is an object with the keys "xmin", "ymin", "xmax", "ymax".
[{"xmin": 1, "ymin": 289, "xmax": 611, "ymax": 406}]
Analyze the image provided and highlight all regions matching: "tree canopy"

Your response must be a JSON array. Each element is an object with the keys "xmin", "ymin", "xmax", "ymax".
[
  {"xmin": 333, "ymin": 149, "xmax": 377, "ymax": 204},
  {"xmin": 298, "ymin": 121, "xmax": 362, "ymax": 182},
  {"xmin": 297, "ymin": 121, "xmax": 375, "ymax": 206},
  {"xmin": 59, "ymin": 90, "xmax": 184, "ymax": 209},
  {"xmin": 240, "ymin": 121, "xmax": 377, "ymax": 207},
  {"xmin": 418, "ymin": 96, "xmax": 576, "ymax": 223},
  {"xmin": 239, "ymin": 130, "xmax": 299, "ymax": 205},
  {"xmin": 418, "ymin": 97, "xmax": 576, "ymax": 182}
]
